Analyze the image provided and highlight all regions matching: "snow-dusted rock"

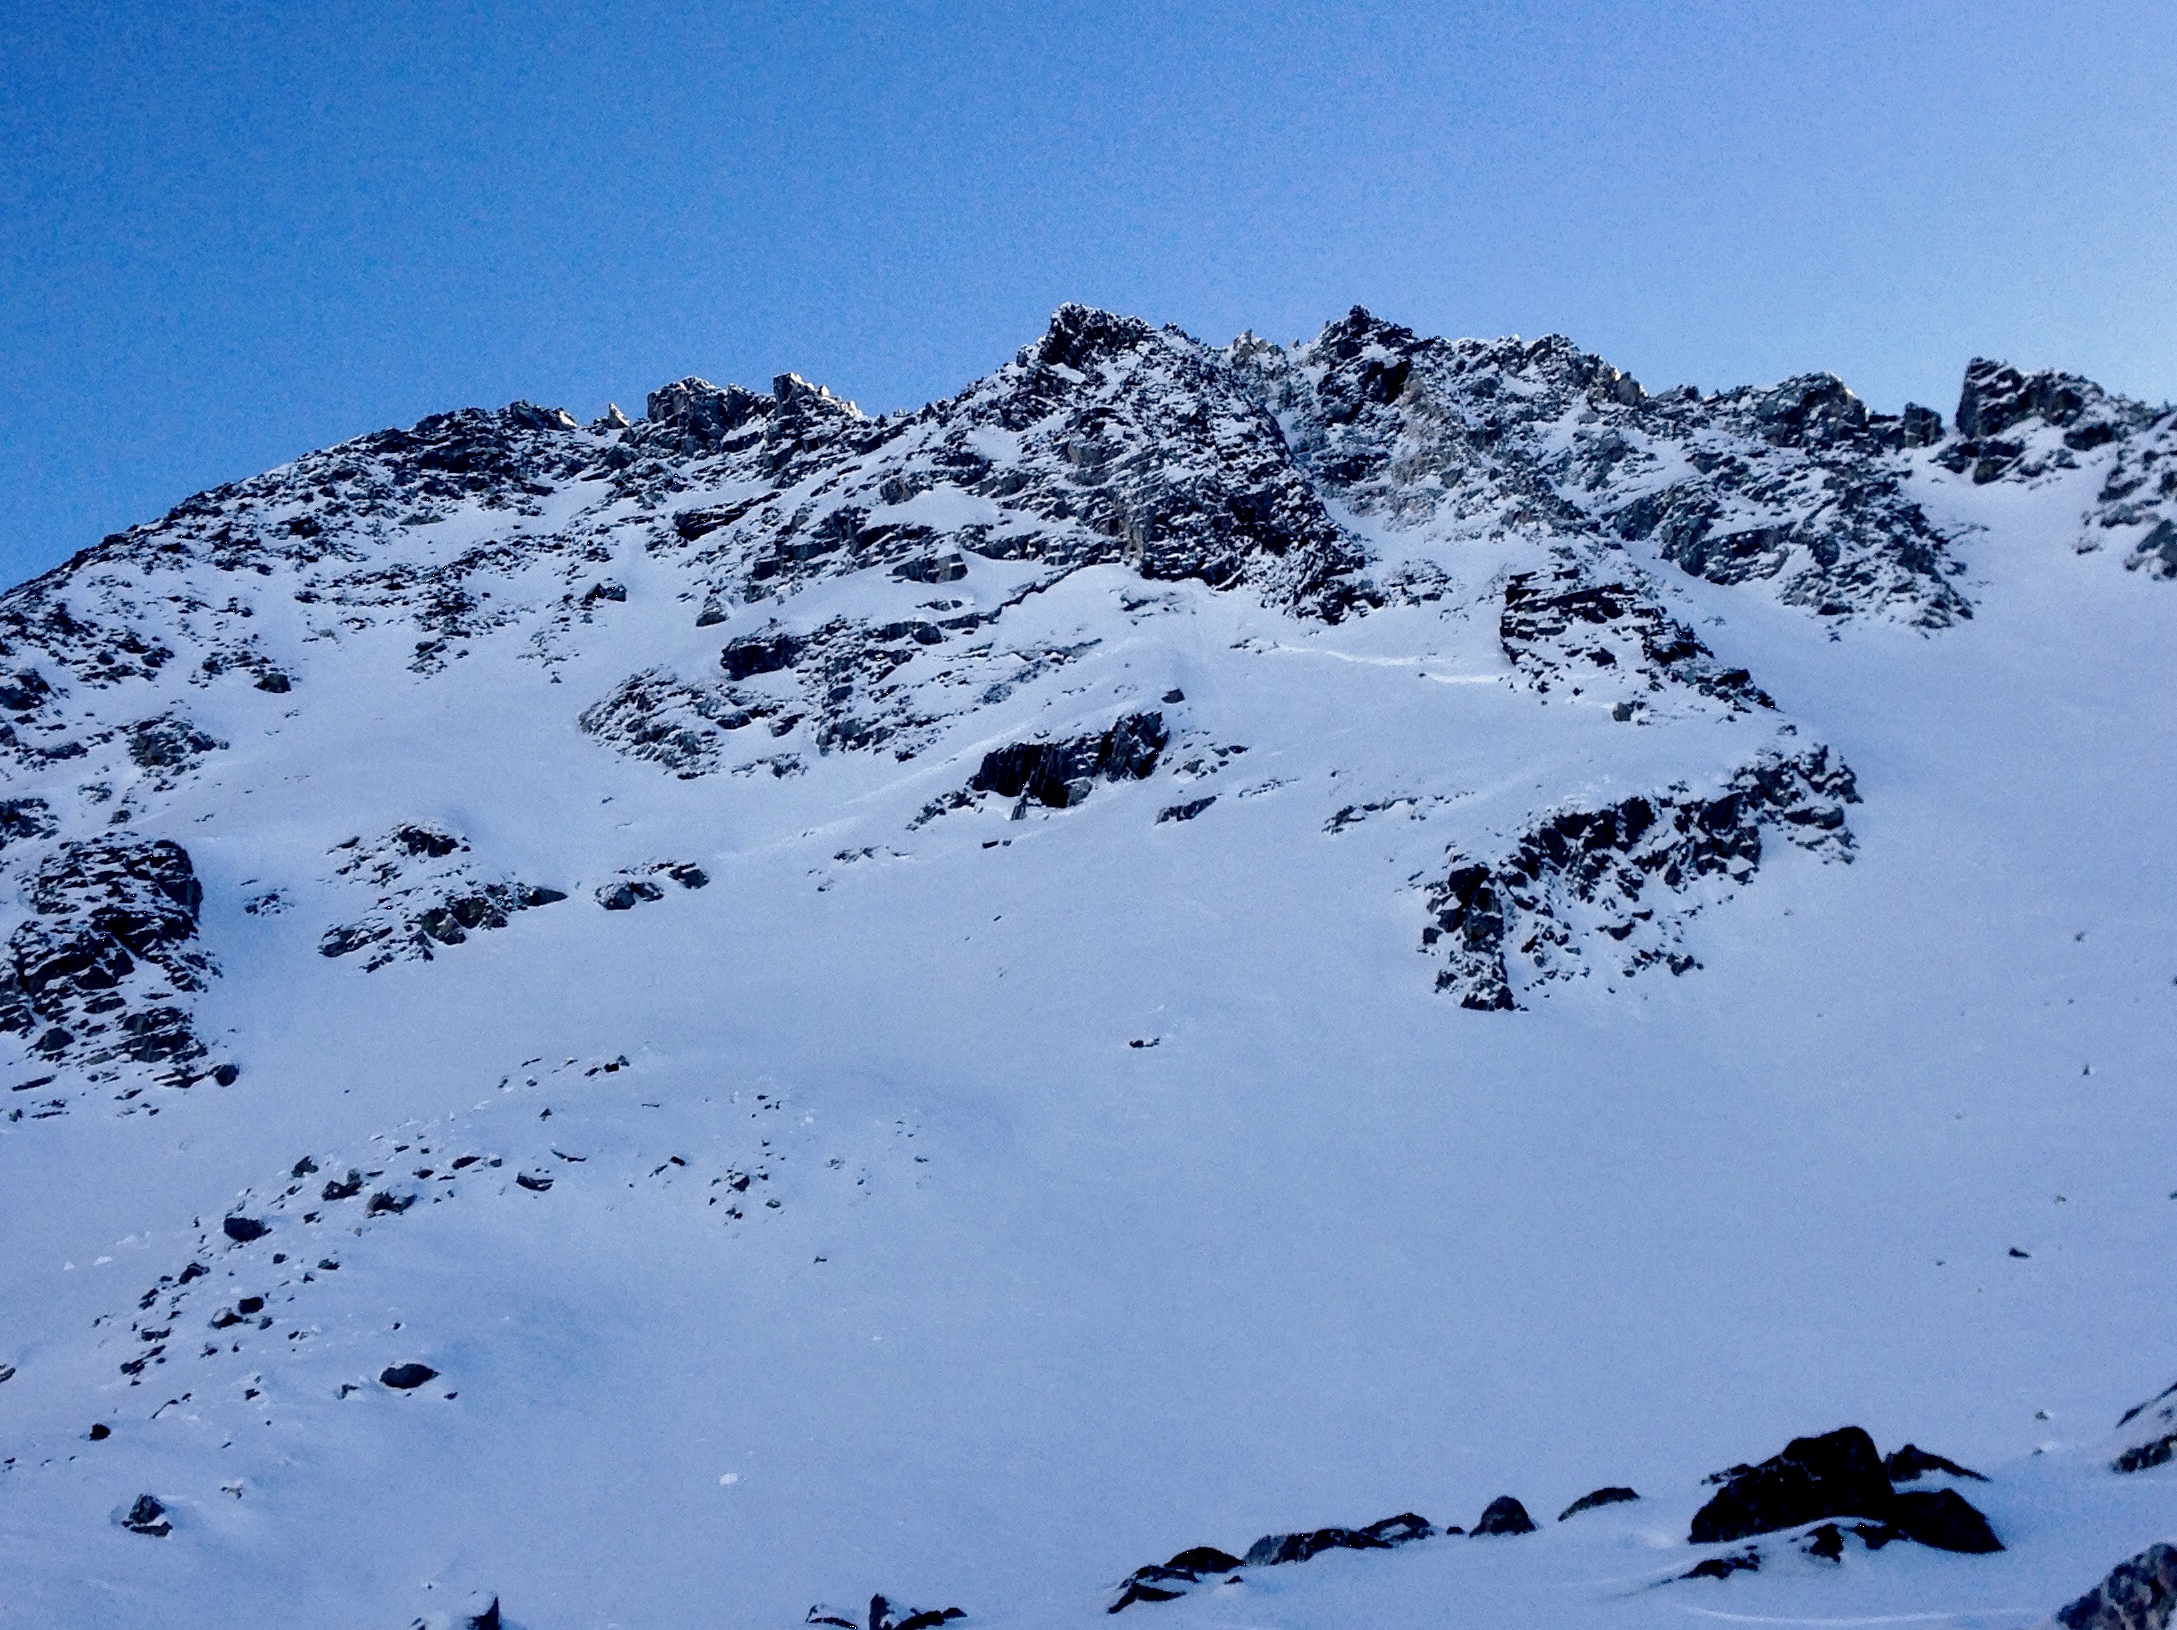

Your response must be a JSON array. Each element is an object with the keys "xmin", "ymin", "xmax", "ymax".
[{"xmin": 2058, "ymin": 1543, "xmax": 2177, "ymax": 1630}]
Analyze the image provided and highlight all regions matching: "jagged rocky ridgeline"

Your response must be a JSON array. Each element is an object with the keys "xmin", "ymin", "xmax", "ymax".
[{"xmin": 0, "ymin": 301, "xmax": 2169, "ymax": 1109}]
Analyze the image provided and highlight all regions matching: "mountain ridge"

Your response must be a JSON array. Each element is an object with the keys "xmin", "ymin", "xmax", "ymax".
[{"xmin": 1, "ymin": 304, "xmax": 2174, "ymax": 1630}]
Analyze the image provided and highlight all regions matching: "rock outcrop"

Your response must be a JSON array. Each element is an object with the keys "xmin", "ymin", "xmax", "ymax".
[
  {"xmin": 1689, "ymin": 1427, "xmax": 2000, "ymax": 1554},
  {"xmin": 1423, "ymin": 745, "xmax": 1858, "ymax": 1009},
  {"xmin": 0, "ymin": 838, "xmax": 217, "ymax": 1086},
  {"xmin": 2112, "ymin": 1380, "xmax": 2177, "ymax": 1474},
  {"xmin": 2058, "ymin": 1543, "xmax": 2177, "ymax": 1630}
]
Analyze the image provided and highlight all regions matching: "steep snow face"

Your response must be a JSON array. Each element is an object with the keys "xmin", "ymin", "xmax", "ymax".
[{"xmin": 0, "ymin": 307, "xmax": 2173, "ymax": 1630}]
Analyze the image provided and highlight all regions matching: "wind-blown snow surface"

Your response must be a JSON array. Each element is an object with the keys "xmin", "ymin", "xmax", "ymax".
[{"xmin": 1, "ymin": 308, "xmax": 2174, "ymax": 1628}]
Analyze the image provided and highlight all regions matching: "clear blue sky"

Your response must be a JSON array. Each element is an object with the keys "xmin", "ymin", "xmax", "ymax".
[{"xmin": 3, "ymin": 1, "xmax": 2172, "ymax": 586}]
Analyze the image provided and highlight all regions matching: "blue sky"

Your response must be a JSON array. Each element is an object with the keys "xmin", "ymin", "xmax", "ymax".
[{"xmin": 2, "ymin": 1, "xmax": 2171, "ymax": 585}]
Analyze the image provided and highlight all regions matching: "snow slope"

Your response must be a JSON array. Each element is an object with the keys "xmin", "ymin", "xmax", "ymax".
[{"xmin": 0, "ymin": 307, "xmax": 2173, "ymax": 1629}]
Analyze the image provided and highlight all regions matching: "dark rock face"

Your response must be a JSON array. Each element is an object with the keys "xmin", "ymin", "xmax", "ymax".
[
  {"xmin": 121, "ymin": 1492, "xmax": 171, "ymax": 1536},
  {"xmin": 1691, "ymin": 1427, "xmax": 2000, "ymax": 1554},
  {"xmin": 1424, "ymin": 746, "xmax": 1858, "ymax": 1009},
  {"xmin": 969, "ymin": 712, "xmax": 1168, "ymax": 810},
  {"xmin": 1470, "ymin": 1496, "xmax": 1536, "ymax": 1535},
  {"xmin": 379, "ymin": 1362, "xmax": 438, "ymax": 1389},
  {"xmin": 1559, "ymin": 1487, "xmax": 1639, "ymax": 1520},
  {"xmin": 824, "ymin": 1594, "xmax": 965, "ymax": 1630},
  {"xmin": 221, "ymin": 1215, "xmax": 268, "ymax": 1243},
  {"xmin": 1956, "ymin": 357, "xmax": 2107, "ymax": 440},
  {"xmin": 0, "ymin": 838, "xmax": 214, "ymax": 1083},
  {"xmin": 2058, "ymin": 1542, "xmax": 2177, "ymax": 1630},
  {"xmin": 1037, "ymin": 304, "xmax": 1154, "ymax": 371}
]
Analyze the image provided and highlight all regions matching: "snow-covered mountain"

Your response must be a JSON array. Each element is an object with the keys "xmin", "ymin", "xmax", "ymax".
[{"xmin": 1, "ymin": 305, "xmax": 2173, "ymax": 1630}]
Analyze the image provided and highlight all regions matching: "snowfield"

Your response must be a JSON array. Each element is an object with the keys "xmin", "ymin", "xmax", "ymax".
[{"xmin": 0, "ymin": 307, "xmax": 2172, "ymax": 1629}]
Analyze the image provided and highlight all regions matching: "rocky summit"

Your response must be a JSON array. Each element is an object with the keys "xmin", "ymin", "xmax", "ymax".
[{"xmin": 0, "ymin": 306, "xmax": 2173, "ymax": 1629}]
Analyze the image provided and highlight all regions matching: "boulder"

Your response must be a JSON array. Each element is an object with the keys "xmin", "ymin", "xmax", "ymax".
[
  {"xmin": 1559, "ymin": 1486, "xmax": 1639, "ymax": 1521},
  {"xmin": 2058, "ymin": 1543, "xmax": 2177, "ymax": 1630},
  {"xmin": 1471, "ymin": 1496, "xmax": 1535, "ymax": 1535},
  {"xmin": 1691, "ymin": 1427, "xmax": 2001, "ymax": 1553},
  {"xmin": 1690, "ymin": 1427, "xmax": 1892, "ymax": 1542},
  {"xmin": 1888, "ymin": 1489, "xmax": 2002, "ymax": 1553},
  {"xmin": 1359, "ymin": 1512, "xmax": 1434, "ymax": 1545},
  {"xmin": 380, "ymin": 1363, "xmax": 438, "ymax": 1390},
  {"xmin": 1242, "ymin": 1526, "xmax": 1386, "ymax": 1566},
  {"xmin": 122, "ymin": 1493, "xmax": 171, "ymax": 1536}
]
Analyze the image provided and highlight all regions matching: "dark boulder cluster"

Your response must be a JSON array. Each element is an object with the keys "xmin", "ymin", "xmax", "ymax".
[
  {"xmin": 0, "ymin": 837, "xmax": 223, "ymax": 1085},
  {"xmin": 1108, "ymin": 1497, "xmax": 1539, "ymax": 1612},
  {"xmin": 1688, "ymin": 1427, "xmax": 1999, "ymax": 1557},
  {"xmin": 1423, "ymin": 745, "xmax": 1858, "ymax": 1009},
  {"xmin": 806, "ymin": 1594, "xmax": 964, "ymax": 1630},
  {"xmin": 1103, "ymin": 1426, "xmax": 2003, "ymax": 1615}
]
